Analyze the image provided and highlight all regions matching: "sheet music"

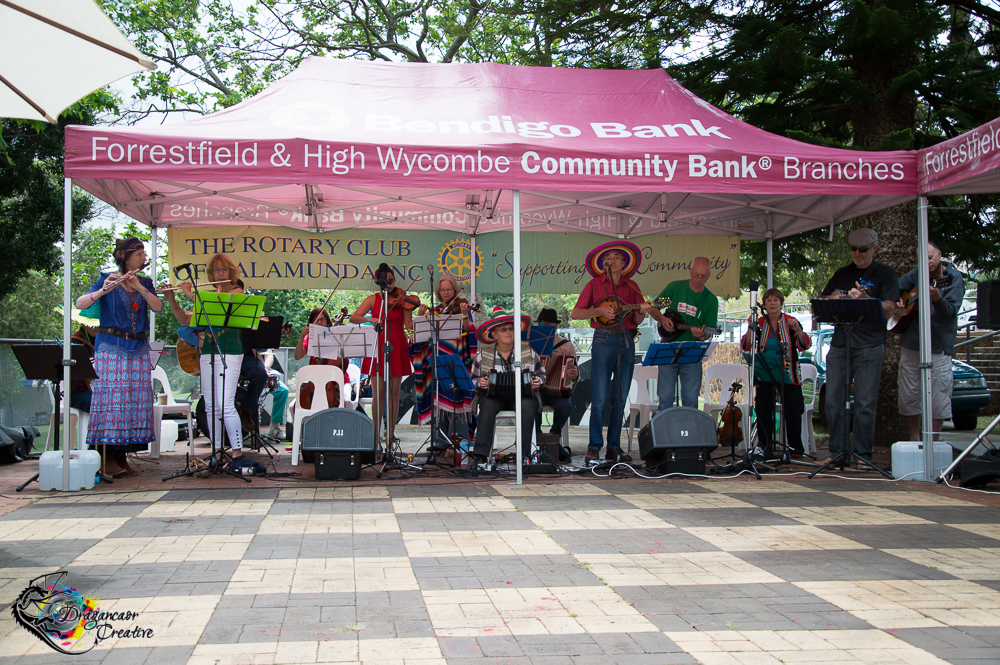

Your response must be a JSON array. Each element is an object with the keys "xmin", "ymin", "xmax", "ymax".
[
  {"xmin": 412, "ymin": 314, "xmax": 464, "ymax": 344},
  {"xmin": 307, "ymin": 324, "xmax": 376, "ymax": 360}
]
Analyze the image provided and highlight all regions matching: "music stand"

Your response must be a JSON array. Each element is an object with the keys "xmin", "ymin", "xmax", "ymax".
[
  {"xmin": 808, "ymin": 297, "xmax": 892, "ymax": 478},
  {"xmin": 525, "ymin": 325, "xmax": 556, "ymax": 357},
  {"xmin": 422, "ymin": 353, "xmax": 476, "ymax": 467},
  {"xmin": 642, "ymin": 341, "xmax": 715, "ymax": 368},
  {"xmin": 309, "ymin": 324, "xmax": 374, "ymax": 362},
  {"xmin": 164, "ymin": 290, "xmax": 262, "ymax": 484},
  {"xmin": 412, "ymin": 313, "xmax": 465, "ymax": 462},
  {"xmin": 13, "ymin": 344, "xmax": 100, "ymax": 491},
  {"xmin": 241, "ymin": 316, "xmax": 285, "ymax": 460}
]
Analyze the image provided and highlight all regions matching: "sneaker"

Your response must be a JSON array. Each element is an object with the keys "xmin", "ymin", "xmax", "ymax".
[
  {"xmin": 585, "ymin": 449, "xmax": 600, "ymax": 464},
  {"xmin": 267, "ymin": 422, "xmax": 284, "ymax": 440}
]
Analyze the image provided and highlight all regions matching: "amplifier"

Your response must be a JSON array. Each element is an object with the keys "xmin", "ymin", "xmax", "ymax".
[
  {"xmin": 301, "ymin": 408, "xmax": 376, "ymax": 464},
  {"xmin": 315, "ymin": 451, "xmax": 361, "ymax": 481},
  {"xmin": 960, "ymin": 456, "xmax": 1000, "ymax": 488},
  {"xmin": 638, "ymin": 406, "xmax": 718, "ymax": 474},
  {"xmin": 977, "ymin": 280, "xmax": 1000, "ymax": 330}
]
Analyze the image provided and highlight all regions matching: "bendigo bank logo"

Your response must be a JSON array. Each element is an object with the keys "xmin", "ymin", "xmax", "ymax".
[
  {"xmin": 438, "ymin": 238, "xmax": 483, "ymax": 283},
  {"xmin": 12, "ymin": 572, "xmax": 151, "ymax": 655}
]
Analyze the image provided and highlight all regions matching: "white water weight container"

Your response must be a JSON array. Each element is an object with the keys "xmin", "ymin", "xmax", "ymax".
[
  {"xmin": 38, "ymin": 449, "xmax": 101, "ymax": 491},
  {"xmin": 891, "ymin": 441, "xmax": 952, "ymax": 481}
]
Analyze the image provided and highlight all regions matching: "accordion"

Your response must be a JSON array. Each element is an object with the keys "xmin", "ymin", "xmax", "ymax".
[
  {"xmin": 486, "ymin": 370, "xmax": 532, "ymax": 400},
  {"xmin": 542, "ymin": 354, "xmax": 575, "ymax": 398}
]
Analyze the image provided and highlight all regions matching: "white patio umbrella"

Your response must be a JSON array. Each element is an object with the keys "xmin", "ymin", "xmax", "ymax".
[{"xmin": 0, "ymin": 0, "xmax": 154, "ymax": 123}]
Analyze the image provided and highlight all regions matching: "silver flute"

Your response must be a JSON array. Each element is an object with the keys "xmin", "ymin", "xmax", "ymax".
[{"xmin": 102, "ymin": 261, "xmax": 150, "ymax": 292}]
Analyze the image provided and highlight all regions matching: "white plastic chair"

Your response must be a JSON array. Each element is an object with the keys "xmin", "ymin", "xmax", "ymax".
[
  {"xmin": 290, "ymin": 365, "xmax": 345, "ymax": 466},
  {"xmin": 151, "ymin": 365, "xmax": 193, "ymax": 459},
  {"xmin": 344, "ymin": 363, "xmax": 361, "ymax": 411},
  {"xmin": 539, "ymin": 405, "xmax": 570, "ymax": 448},
  {"xmin": 799, "ymin": 363, "xmax": 819, "ymax": 455},
  {"xmin": 43, "ymin": 381, "xmax": 87, "ymax": 451},
  {"xmin": 703, "ymin": 363, "xmax": 750, "ymax": 443},
  {"xmin": 626, "ymin": 364, "xmax": 659, "ymax": 449},
  {"xmin": 491, "ymin": 410, "xmax": 537, "ymax": 460}
]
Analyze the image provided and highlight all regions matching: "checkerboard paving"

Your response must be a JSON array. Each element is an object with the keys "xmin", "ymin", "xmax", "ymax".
[{"xmin": 1, "ymin": 480, "xmax": 999, "ymax": 664}]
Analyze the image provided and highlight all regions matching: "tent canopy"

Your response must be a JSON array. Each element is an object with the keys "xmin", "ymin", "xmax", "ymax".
[
  {"xmin": 65, "ymin": 57, "xmax": 917, "ymax": 241},
  {"xmin": 919, "ymin": 117, "xmax": 1000, "ymax": 196}
]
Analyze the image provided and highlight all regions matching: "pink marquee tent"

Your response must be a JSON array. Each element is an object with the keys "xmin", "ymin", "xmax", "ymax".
[
  {"xmin": 916, "ymin": 118, "xmax": 1000, "ymax": 479},
  {"xmin": 64, "ymin": 57, "xmax": 916, "ymax": 240},
  {"xmin": 61, "ymin": 58, "xmax": 925, "ymax": 481}
]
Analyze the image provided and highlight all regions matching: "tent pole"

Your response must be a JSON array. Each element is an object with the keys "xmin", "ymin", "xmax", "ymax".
[
  {"xmin": 150, "ymin": 227, "xmax": 157, "ymax": 342},
  {"xmin": 470, "ymin": 235, "xmax": 476, "ymax": 305},
  {"xmin": 512, "ymin": 190, "xmax": 523, "ymax": 485},
  {"xmin": 917, "ymin": 196, "xmax": 935, "ymax": 480},
  {"xmin": 62, "ymin": 177, "xmax": 73, "ymax": 491}
]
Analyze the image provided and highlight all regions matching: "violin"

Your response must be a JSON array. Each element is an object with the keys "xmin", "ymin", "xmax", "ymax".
[
  {"xmin": 716, "ymin": 380, "xmax": 744, "ymax": 445},
  {"xmin": 387, "ymin": 287, "xmax": 420, "ymax": 311},
  {"xmin": 331, "ymin": 306, "xmax": 350, "ymax": 326}
]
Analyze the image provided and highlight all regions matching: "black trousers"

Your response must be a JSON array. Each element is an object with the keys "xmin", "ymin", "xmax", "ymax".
[
  {"xmin": 755, "ymin": 382, "xmax": 805, "ymax": 454},
  {"xmin": 474, "ymin": 395, "xmax": 538, "ymax": 459}
]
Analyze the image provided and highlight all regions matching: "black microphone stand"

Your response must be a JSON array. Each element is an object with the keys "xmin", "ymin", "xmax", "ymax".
[
  {"xmin": 374, "ymin": 272, "xmax": 420, "ymax": 478},
  {"xmin": 163, "ymin": 265, "xmax": 247, "ymax": 483}
]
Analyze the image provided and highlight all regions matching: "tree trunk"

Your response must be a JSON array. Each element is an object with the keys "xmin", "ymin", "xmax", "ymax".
[{"xmin": 849, "ymin": 7, "xmax": 918, "ymax": 447}]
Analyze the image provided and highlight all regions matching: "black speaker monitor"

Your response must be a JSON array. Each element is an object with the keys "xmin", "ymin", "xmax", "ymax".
[
  {"xmin": 301, "ymin": 408, "xmax": 376, "ymax": 464},
  {"xmin": 638, "ymin": 406, "xmax": 718, "ymax": 474},
  {"xmin": 977, "ymin": 280, "xmax": 1000, "ymax": 330}
]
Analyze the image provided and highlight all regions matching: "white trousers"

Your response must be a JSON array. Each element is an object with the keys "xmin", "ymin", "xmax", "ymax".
[{"xmin": 199, "ymin": 353, "xmax": 244, "ymax": 450}]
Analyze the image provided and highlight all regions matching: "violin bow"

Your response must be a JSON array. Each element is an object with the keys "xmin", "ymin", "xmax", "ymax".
[{"xmin": 319, "ymin": 276, "xmax": 346, "ymax": 314}]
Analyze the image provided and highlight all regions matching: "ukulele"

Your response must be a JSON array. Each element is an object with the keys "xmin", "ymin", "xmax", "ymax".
[
  {"xmin": 658, "ymin": 311, "xmax": 722, "ymax": 342},
  {"xmin": 887, "ymin": 274, "xmax": 954, "ymax": 335},
  {"xmin": 592, "ymin": 296, "xmax": 670, "ymax": 328}
]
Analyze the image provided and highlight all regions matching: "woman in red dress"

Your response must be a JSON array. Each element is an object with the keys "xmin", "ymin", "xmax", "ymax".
[{"xmin": 350, "ymin": 264, "xmax": 415, "ymax": 445}]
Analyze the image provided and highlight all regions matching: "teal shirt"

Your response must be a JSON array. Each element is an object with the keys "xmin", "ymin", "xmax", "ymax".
[
  {"xmin": 656, "ymin": 279, "xmax": 719, "ymax": 342},
  {"xmin": 199, "ymin": 327, "xmax": 243, "ymax": 355},
  {"xmin": 753, "ymin": 335, "xmax": 794, "ymax": 384}
]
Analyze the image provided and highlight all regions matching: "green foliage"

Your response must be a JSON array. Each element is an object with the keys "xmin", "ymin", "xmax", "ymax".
[{"xmin": 0, "ymin": 271, "xmax": 63, "ymax": 340}]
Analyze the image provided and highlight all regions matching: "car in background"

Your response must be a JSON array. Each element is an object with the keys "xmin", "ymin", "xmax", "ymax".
[{"xmin": 802, "ymin": 329, "xmax": 991, "ymax": 430}]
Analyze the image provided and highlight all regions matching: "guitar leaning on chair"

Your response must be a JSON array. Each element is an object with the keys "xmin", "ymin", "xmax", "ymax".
[
  {"xmin": 657, "ymin": 310, "xmax": 722, "ymax": 342},
  {"xmin": 887, "ymin": 274, "xmax": 954, "ymax": 335},
  {"xmin": 591, "ymin": 296, "xmax": 671, "ymax": 328}
]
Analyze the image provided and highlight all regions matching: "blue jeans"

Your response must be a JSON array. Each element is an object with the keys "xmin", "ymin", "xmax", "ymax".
[
  {"xmin": 657, "ymin": 362, "xmax": 703, "ymax": 411},
  {"xmin": 588, "ymin": 330, "xmax": 635, "ymax": 452},
  {"xmin": 825, "ymin": 344, "xmax": 885, "ymax": 460}
]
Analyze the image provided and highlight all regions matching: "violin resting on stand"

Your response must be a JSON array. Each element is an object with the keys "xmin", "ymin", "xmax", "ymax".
[{"xmin": 716, "ymin": 380, "xmax": 744, "ymax": 446}]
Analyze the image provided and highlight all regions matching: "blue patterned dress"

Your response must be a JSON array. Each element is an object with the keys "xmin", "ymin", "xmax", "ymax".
[{"xmin": 85, "ymin": 273, "xmax": 157, "ymax": 447}]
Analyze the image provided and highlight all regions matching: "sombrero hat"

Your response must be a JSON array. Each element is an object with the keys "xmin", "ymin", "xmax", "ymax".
[
  {"xmin": 585, "ymin": 240, "xmax": 641, "ymax": 278},
  {"xmin": 476, "ymin": 306, "xmax": 532, "ymax": 345},
  {"xmin": 55, "ymin": 303, "xmax": 100, "ymax": 328}
]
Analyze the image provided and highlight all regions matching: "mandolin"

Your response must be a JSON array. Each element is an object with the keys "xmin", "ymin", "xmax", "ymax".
[
  {"xmin": 658, "ymin": 311, "xmax": 722, "ymax": 342},
  {"xmin": 176, "ymin": 338, "xmax": 201, "ymax": 375},
  {"xmin": 887, "ymin": 274, "xmax": 954, "ymax": 335},
  {"xmin": 592, "ymin": 296, "xmax": 670, "ymax": 327}
]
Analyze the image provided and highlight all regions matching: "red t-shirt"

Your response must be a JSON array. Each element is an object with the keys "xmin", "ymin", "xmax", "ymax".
[{"xmin": 575, "ymin": 274, "xmax": 646, "ymax": 329}]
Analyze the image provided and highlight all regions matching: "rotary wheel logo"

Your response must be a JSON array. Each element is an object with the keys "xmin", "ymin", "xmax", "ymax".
[{"xmin": 438, "ymin": 238, "xmax": 482, "ymax": 282}]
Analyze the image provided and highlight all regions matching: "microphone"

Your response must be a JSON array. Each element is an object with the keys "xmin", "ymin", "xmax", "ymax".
[
  {"xmin": 427, "ymin": 264, "xmax": 435, "ymax": 274},
  {"xmin": 174, "ymin": 263, "xmax": 193, "ymax": 277},
  {"xmin": 748, "ymin": 279, "xmax": 759, "ymax": 312}
]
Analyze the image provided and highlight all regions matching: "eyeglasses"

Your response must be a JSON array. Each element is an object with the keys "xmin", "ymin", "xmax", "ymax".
[
  {"xmin": 849, "ymin": 245, "xmax": 873, "ymax": 253},
  {"xmin": 496, "ymin": 326, "xmax": 515, "ymax": 333}
]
